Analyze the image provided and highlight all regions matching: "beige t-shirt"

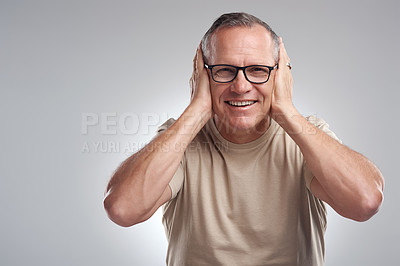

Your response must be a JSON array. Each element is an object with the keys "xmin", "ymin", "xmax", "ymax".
[{"xmin": 158, "ymin": 116, "xmax": 340, "ymax": 266}]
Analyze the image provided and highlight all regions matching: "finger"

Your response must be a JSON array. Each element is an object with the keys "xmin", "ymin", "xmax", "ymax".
[
  {"xmin": 196, "ymin": 43, "xmax": 205, "ymax": 72},
  {"xmin": 194, "ymin": 47, "xmax": 198, "ymax": 73},
  {"xmin": 198, "ymin": 42, "xmax": 204, "ymax": 64},
  {"xmin": 278, "ymin": 37, "xmax": 290, "ymax": 68},
  {"xmin": 279, "ymin": 37, "xmax": 289, "ymax": 61},
  {"xmin": 190, "ymin": 79, "xmax": 194, "ymax": 98}
]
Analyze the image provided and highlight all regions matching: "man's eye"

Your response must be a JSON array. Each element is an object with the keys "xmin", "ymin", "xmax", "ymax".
[
  {"xmin": 215, "ymin": 68, "xmax": 235, "ymax": 77},
  {"xmin": 248, "ymin": 67, "xmax": 269, "ymax": 76}
]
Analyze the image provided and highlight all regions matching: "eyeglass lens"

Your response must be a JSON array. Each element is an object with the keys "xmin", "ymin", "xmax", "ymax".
[{"xmin": 212, "ymin": 65, "xmax": 271, "ymax": 83}]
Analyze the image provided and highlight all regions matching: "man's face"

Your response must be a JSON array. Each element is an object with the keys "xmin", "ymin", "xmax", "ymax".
[{"xmin": 207, "ymin": 25, "xmax": 276, "ymax": 143}]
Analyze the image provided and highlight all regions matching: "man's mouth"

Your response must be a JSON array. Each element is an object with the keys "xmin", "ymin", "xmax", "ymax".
[{"xmin": 225, "ymin": 100, "xmax": 257, "ymax": 107}]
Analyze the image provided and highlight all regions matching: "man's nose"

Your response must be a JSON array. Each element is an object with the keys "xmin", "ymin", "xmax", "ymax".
[{"xmin": 231, "ymin": 70, "xmax": 252, "ymax": 94}]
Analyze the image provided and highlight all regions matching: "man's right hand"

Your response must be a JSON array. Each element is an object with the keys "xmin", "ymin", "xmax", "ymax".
[{"xmin": 189, "ymin": 44, "xmax": 212, "ymax": 120}]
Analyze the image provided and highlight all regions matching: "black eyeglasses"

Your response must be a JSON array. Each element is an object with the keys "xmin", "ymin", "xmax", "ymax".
[{"xmin": 204, "ymin": 63, "xmax": 277, "ymax": 84}]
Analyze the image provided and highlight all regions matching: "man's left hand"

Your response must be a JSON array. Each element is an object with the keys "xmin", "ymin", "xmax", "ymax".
[{"xmin": 270, "ymin": 37, "xmax": 295, "ymax": 120}]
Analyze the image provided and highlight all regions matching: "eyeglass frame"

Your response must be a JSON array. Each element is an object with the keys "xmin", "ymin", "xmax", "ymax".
[{"xmin": 204, "ymin": 63, "xmax": 278, "ymax": 84}]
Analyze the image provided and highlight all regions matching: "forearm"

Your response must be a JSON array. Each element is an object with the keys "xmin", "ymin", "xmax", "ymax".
[
  {"xmin": 104, "ymin": 102, "xmax": 210, "ymax": 226},
  {"xmin": 275, "ymin": 107, "xmax": 384, "ymax": 221}
]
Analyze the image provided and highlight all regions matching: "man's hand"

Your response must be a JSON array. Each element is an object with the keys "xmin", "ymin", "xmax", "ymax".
[
  {"xmin": 270, "ymin": 37, "xmax": 295, "ymax": 121},
  {"xmin": 189, "ymin": 44, "xmax": 212, "ymax": 119}
]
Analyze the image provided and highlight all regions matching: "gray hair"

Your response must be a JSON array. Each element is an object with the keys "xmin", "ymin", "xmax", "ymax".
[{"xmin": 201, "ymin": 12, "xmax": 279, "ymax": 64}]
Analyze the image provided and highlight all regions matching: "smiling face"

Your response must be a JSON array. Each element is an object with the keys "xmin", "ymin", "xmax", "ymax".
[{"xmin": 207, "ymin": 25, "xmax": 276, "ymax": 143}]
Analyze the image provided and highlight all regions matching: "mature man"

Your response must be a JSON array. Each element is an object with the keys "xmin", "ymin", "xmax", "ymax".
[{"xmin": 104, "ymin": 13, "xmax": 384, "ymax": 265}]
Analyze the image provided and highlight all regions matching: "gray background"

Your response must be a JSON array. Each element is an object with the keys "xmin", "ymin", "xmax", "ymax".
[{"xmin": 1, "ymin": 0, "xmax": 399, "ymax": 265}]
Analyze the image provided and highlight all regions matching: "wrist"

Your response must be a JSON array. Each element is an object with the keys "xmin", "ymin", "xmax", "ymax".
[
  {"xmin": 182, "ymin": 101, "xmax": 212, "ymax": 129},
  {"xmin": 189, "ymin": 98, "xmax": 212, "ymax": 120},
  {"xmin": 272, "ymin": 104, "xmax": 298, "ymax": 124},
  {"xmin": 271, "ymin": 105, "xmax": 304, "ymax": 134}
]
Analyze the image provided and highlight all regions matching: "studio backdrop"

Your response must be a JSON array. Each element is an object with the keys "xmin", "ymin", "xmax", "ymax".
[{"xmin": 1, "ymin": 0, "xmax": 399, "ymax": 265}]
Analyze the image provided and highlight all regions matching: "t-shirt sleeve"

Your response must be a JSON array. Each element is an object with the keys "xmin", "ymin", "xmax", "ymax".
[
  {"xmin": 155, "ymin": 118, "xmax": 185, "ymax": 200},
  {"xmin": 303, "ymin": 115, "xmax": 342, "ymax": 189}
]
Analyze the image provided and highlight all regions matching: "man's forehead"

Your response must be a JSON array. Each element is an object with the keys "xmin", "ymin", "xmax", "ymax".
[{"xmin": 210, "ymin": 25, "xmax": 274, "ymax": 63}]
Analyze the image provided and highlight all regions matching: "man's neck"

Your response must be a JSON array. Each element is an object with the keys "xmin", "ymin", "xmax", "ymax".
[{"xmin": 213, "ymin": 116, "xmax": 270, "ymax": 144}]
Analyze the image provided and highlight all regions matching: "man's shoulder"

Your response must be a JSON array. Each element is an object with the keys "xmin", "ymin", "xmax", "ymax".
[
  {"xmin": 305, "ymin": 115, "xmax": 341, "ymax": 143},
  {"xmin": 305, "ymin": 115, "xmax": 328, "ymax": 128}
]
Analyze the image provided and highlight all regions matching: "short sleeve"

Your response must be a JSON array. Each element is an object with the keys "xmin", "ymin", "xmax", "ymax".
[
  {"xmin": 156, "ymin": 118, "xmax": 185, "ymax": 200},
  {"xmin": 154, "ymin": 118, "xmax": 176, "ymax": 138},
  {"xmin": 168, "ymin": 163, "xmax": 185, "ymax": 199},
  {"xmin": 303, "ymin": 116, "xmax": 342, "ymax": 189}
]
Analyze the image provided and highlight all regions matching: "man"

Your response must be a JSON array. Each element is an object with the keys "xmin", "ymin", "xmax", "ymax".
[{"xmin": 104, "ymin": 12, "xmax": 384, "ymax": 265}]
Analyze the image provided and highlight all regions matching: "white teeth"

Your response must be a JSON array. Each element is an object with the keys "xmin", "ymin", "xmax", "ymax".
[{"xmin": 228, "ymin": 101, "xmax": 256, "ymax": 106}]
